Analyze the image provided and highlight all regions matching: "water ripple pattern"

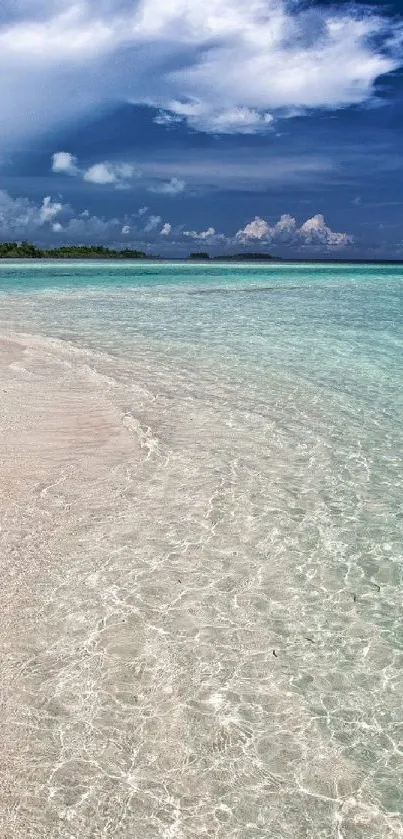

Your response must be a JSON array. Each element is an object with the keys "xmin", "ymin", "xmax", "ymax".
[{"xmin": 0, "ymin": 261, "xmax": 403, "ymax": 838}]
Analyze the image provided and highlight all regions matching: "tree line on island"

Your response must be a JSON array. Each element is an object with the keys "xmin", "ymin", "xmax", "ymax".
[
  {"xmin": 0, "ymin": 241, "xmax": 276, "ymax": 261},
  {"xmin": 0, "ymin": 241, "xmax": 148, "ymax": 259}
]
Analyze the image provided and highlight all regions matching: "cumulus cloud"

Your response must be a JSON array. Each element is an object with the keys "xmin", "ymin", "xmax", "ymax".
[
  {"xmin": 183, "ymin": 226, "xmax": 227, "ymax": 244},
  {"xmin": 235, "ymin": 213, "xmax": 352, "ymax": 248},
  {"xmin": 0, "ymin": 188, "xmax": 358, "ymax": 252},
  {"xmin": 0, "ymin": 189, "xmax": 66, "ymax": 236},
  {"xmin": 236, "ymin": 217, "xmax": 271, "ymax": 242},
  {"xmin": 298, "ymin": 214, "xmax": 353, "ymax": 248},
  {"xmin": 81, "ymin": 160, "xmax": 136, "ymax": 186},
  {"xmin": 51, "ymin": 152, "xmax": 136, "ymax": 187},
  {"xmin": 236, "ymin": 214, "xmax": 297, "ymax": 243},
  {"xmin": 184, "ymin": 226, "xmax": 216, "ymax": 240},
  {"xmin": 83, "ymin": 162, "xmax": 118, "ymax": 185},
  {"xmin": 0, "ymin": 187, "xmax": 121, "ymax": 242},
  {"xmin": 0, "ymin": 0, "xmax": 402, "ymax": 148},
  {"xmin": 51, "ymin": 151, "xmax": 79, "ymax": 175},
  {"xmin": 181, "ymin": 213, "xmax": 352, "ymax": 251},
  {"xmin": 39, "ymin": 195, "xmax": 64, "ymax": 223},
  {"xmin": 149, "ymin": 177, "xmax": 185, "ymax": 196}
]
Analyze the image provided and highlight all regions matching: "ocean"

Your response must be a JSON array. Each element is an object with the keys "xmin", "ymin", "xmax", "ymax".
[{"xmin": 0, "ymin": 261, "xmax": 402, "ymax": 838}]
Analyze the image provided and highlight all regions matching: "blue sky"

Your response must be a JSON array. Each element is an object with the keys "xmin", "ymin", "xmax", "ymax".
[{"xmin": 1, "ymin": 0, "xmax": 403, "ymax": 257}]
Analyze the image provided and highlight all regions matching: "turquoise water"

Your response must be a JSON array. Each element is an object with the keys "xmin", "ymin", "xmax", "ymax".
[
  {"xmin": 1, "ymin": 261, "xmax": 403, "ymax": 838},
  {"xmin": 2, "ymin": 260, "xmax": 403, "ymax": 402}
]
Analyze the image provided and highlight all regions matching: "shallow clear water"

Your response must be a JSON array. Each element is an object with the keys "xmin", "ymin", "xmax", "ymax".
[{"xmin": 1, "ymin": 261, "xmax": 403, "ymax": 838}]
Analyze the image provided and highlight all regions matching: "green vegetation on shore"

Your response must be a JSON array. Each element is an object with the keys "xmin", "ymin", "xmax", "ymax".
[
  {"xmin": 0, "ymin": 241, "xmax": 279, "ymax": 261},
  {"xmin": 0, "ymin": 242, "xmax": 147, "ymax": 259}
]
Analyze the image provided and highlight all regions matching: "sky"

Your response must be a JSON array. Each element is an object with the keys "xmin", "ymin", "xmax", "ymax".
[{"xmin": 1, "ymin": 0, "xmax": 403, "ymax": 257}]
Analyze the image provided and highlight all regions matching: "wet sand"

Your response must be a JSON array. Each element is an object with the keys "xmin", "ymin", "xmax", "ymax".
[{"xmin": 0, "ymin": 333, "xmax": 147, "ymax": 836}]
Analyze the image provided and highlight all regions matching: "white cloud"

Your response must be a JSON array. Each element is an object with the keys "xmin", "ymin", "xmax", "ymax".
[
  {"xmin": 181, "ymin": 212, "xmax": 352, "ymax": 251},
  {"xmin": 274, "ymin": 214, "xmax": 298, "ymax": 238},
  {"xmin": 50, "ymin": 148, "xmax": 336, "ymax": 194},
  {"xmin": 0, "ymin": 188, "xmax": 122, "ymax": 242},
  {"xmin": 149, "ymin": 177, "xmax": 185, "ymax": 196},
  {"xmin": 0, "ymin": 5, "xmax": 117, "ymax": 60},
  {"xmin": 138, "ymin": 206, "xmax": 148, "ymax": 216},
  {"xmin": 236, "ymin": 217, "xmax": 271, "ymax": 242},
  {"xmin": 39, "ymin": 195, "xmax": 64, "ymax": 223},
  {"xmin": 298, "ymin": 214, "xmax": 353, "ymax": 248},
  {"xmin": 52, "ymin": 153, "xmax": 136, "ymax": 187},
  {"xmin": 236, "ymin": 213, "xmax": 352, "ymax": 248},
  {"xmin": 184, "ymin": 226, "xmax": 216, "ymax": 240},
  {"xmin": 0, "ymin": 188, "xmax": 360, "ymax": 252},
  {"xmin": 0, "ymin": 188, "xmax": 66, "ymax": 236},
  {"xmin": 83, "ymin": 162, "xmax": 117, "ymax": 185},
  {"xmin": 51, "ymin": 151, "xmax": 79, "ymax": 175},
  {"xmin": 236, "ymin": 214, "xmax": 297, "ymax": 243},
  {"xmin": 83, "ymin": 161, "xmax": 136, "ymax": 185},
  {"xmin": 164, "ymin": 105, "xmax": 274, "ymax": 135},
  {"xmin": 144, "ymin": 214, "xmax": 162, "ymax": 232},
  {"xmin": 183, "ymin": 226, "xmax": 227, "ymax": 244},
  {"xmin": 149, "ymin": 178, "xmax": 186, "ymax": 197},
  {"xmin": 0, "ymin": 0, "xmax": 401, "ymax": 149}
]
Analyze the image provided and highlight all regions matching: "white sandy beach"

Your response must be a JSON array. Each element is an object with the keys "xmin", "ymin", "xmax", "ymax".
[{"xmin": 1, "ymin": 333, "xmax": 148, "ymax": 836}]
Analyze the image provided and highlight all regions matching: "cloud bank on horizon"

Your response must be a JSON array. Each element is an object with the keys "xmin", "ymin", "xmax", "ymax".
[
  {"xmin": 0, "ymin": 187, "xmax": 353, "ymax": 253},
  {"xmin": 0, "ymin": 0, "xmax": 402, "ymax": 147}
]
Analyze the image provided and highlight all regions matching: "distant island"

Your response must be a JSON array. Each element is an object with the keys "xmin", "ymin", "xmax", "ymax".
[
  {"xmin": 2, "ymin": 242, "xmax": 402, "ymax": 264},
  {"xmin": 0, "ymin": 242, "xmax": 148, "ymax": 259},
  {"xmin": 0, "ymin": 242, "xmax": 279, "ymax": 261},
  {"xmin": 189, "ymin": 251, "xmax": 277, "ymax": 261}
]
